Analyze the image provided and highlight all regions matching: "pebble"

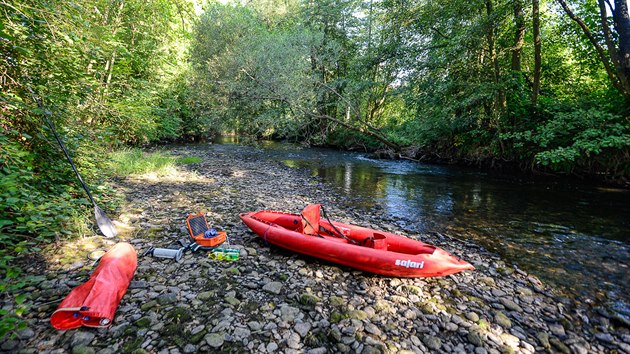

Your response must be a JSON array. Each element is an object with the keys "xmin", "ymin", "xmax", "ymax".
[
  {"xmin": 262, "ymin": 282, "xmax": 283, "ymax": 294},
  {"xmin": 422, "ymin": 335, "xmax": 442, "ymax": 350},
  {"xmin": 266, "ymin": 342, "xmax": 279, "ymax": 352},
  {"xmin": 294, "ymin": 322, "xmax": 311, "ymax": 338},
  {"xmin": 197, "ymin": 291, "xmax": 214, "ymax": 301},
  {"xmin": 157, "ymin": 293, "xmax": 177, "ymax": 305},
  {"xmin": 495, "ymin": 311, "xmax": 512, "ymax": 328},
  {"xmin": 594, "ymin": 332, "xmax": 615, "ymax": 344},
  {"xmin": 17, "ymin": 328, "xmax": 35, "ymax": 339},
  {"xmin": 233, "ymin": 327, "xmax": 251, "ymax": 341},
  {"xmin": 467, "ymin": 330, "xmax": 484, "ymax": 346},
  {"xmin": 548, "ymin": 322, "xmax": 566, "ymax": 337},
  {"xmin": 365, "ymin": 322, "xmax": 382, "ymax": 336},
  {"xmin": 204, "ymin": 333, "xmax": 224, "ymax": 348},
  {"xmin": 287, "ymin": 332, "xmax": 301, "ymax": 349},
  {"xmin": 71, "ymin": 331, "xmax": 95, "ymax": 347},
  {"xmin": 466, "ymin": 312, "xmax": 480, "ymax": 322}
]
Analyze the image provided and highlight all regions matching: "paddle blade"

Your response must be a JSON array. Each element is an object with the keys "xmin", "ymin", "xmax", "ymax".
[{"xmin": 95, "ymin": 205, "xmax": 117, "ymax": 238}]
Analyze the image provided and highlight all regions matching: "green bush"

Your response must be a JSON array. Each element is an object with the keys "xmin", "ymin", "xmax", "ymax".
[
  {"xmin": 0, "ymin": 131, "xmax": 97, "ymax": 339},
  {"xmin": 501, "ymin": 105, "xmax": 630, "ymax": 173}
]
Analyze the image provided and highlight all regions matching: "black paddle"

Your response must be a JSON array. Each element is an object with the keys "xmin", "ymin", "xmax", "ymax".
[{"xmin": 27, "ymin": 87, "xmax": 117, "ymax": 238}]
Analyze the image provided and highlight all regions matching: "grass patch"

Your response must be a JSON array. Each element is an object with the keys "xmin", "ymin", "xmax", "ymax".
[
  {"xmin": 109, "ymin": 148, "xmax": 178, "ymax": 176},
  {"xmin": 177, "ymin": 156, "xmax": 202, "ymax": 164}
]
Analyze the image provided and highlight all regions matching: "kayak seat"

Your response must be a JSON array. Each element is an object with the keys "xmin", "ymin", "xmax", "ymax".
[
  {"xmin": 362, "ymin": 233, "xmax": 388, "ymax": 250},
  {"xmin": 301, "ymin": 204, "xmax": 321, "ymax": 236},
  {"xmin": 372, "ymin": 233, "xmax": 387, "ymax": 250}
]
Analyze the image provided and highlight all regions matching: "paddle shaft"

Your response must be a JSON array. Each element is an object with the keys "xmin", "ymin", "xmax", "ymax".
[{"xmin": 28, "ymin": 88, "xmax": 97, "ymax": 207}]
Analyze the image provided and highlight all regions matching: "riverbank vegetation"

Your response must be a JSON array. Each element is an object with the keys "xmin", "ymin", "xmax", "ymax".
[
  {"xmin": 186, "ymin": 0, "xmax": 629, "ymax": 181},
  {"xmin": 0, "ymin": 0, "xmax": 629, "ymax": 338}
]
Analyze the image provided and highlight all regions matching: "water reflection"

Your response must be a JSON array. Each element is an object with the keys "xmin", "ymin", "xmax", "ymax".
[{"xmin": 210, "ymin": 138, "xmax": 630, "ymax": 317}]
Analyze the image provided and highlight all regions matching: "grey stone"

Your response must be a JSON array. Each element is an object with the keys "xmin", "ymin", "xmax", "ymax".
[
  {"xmin": 548, "ymin": 323, "xmax": 566, "ymax": 337},
  {"xmin": 266, "ymin": 341, "xmax": 279, "ymax": 352},
  {"xmin": 248, "ymin": 321, "xmax": 263, "ymax": 331},
  {"xmin": 129, "ymin": 281, "xmax": 148, "ymax": 289},
  {"xmin": 1, "ymin": 340, "xmax": 18, "ymax": 351},
  {"xmin": 466, "ymin": 312, "xmax": 480, "ymax": 322},
  {"xmin": 191, "ymin": 324, "xmax": 205, "ymax": 335},
  {"xmin": 96, "ymin": 348, "xmax": 115, "ymax": 354},
  {"xmin": 71, "ymin": 331, "xmax": 96, "ymax": 347},
  {"xmin": 618, "ymin": 342, "xmax": 630, "ymax": 354},
  {"xmin": 468, "ymin": 330, "xmax": 484, "ymax": 346},
  {"xmin": 306, "ymin": 348, "xmax": 328, "ymax": 354},
  {"xmin": 594, "ymin": 332, "xmax": 615, "ymax": 343},
  {"xmin": 72, "ymin": 346, "xmax": 96, "ymax": 354},
  {"xmin": 361, "ymin": 345, "xmax": 381, "ymax": 354},
  {"xmin": 537, "ymin": 332, "xmax": 551, "ymax": 349},
  {"xmin": 491, "ymin": 289, "xmax": 507, "ymax": 297},
  {"xmin": 495, "ymin": 311, "xmax": 512, "ymax": 328},
  {"xmin": 141, "ymin": 300, "xmax": 158, "ymax": 311},
  {"xmin": 263, "ymin": 281, "xmax": 283, "ymax": 294},
  {"xmin": 475, "ymin": 347, "xmax": 488, "ymax": 354},
  {"xmin": 422, "ymin": 335, "xmax": 442, "ymax": 350},
  {"xmin": 17, "ymin": 328, "xmax": 35, "ymax": 339},
  {"xmin": 287, "ymin": 332, "xmax": 301, "ymax": 349},
  {"xmin": 197, "ymin": 291, "xmax": 214, "ymax": 301},
  {"xmin": 205, "ymin": 333, "xmax": 225, "ymax": 348},
  {"xmin": 570, "ymin": 343, "xmax": 589, "ymax": 354},
  {"xmin": 499, "ymin": 298, "xmax": 523, "ymax": 312},
  {"xmin": 365, "ymin": 322, "xmax": 382, "ymax": 336},
  {"xmin": 183, "ymin": 344, "xmax": 196, "ymax": 353},
  {"xmin": 157, "ymin": 293, "xmax": 177, "ymax": 305},
  {"xmin": 280, "ymin": 305, "xmax": 300, "ymax": 322},
  {"xmin": 549, "ymin": 337, "xmax": 570, "ymax": 354},
  {"xmin": 295, "ymin": 322, "xmax": 312, "ymax": 338},
  {"xmin": 445, "ymin": 322, "xmax": 458, "ymax": 331},
  {"xmin": 232, "ymin": 327, "xmax": 251, "ymax": 341},
  {"xmin": 225, "ymin": 296, "xmax": 240, "ymax": 306}
]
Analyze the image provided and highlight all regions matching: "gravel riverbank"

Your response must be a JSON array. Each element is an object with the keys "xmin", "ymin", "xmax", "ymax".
[{"xmin": 2, "ymin": 144, "xmax": 629, "ymax": 354}]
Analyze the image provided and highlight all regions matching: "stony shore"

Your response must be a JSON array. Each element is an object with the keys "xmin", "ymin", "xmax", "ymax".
[{"xmin": 2, "ymin": 144, "xmax": 629, "ymax": 354}]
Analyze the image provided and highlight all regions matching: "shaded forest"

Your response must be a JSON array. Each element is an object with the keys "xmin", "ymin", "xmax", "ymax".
[{"xmin": 0, "ymin": 0, "xmax": 629, "ymax": 336}]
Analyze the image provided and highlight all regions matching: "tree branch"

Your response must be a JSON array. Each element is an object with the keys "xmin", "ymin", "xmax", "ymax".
[
  {"xmin": 598, "ymin": 0, "xmax": 621, "ymax": 69},
  {"xmin": 240, "ymin": 69, "xmax": 400, "ymax": 151},
  {"xmin": 556, "ymin": 0, "xmax": 623, "ymax": 93},
  {"xmin": 431, "ymin": 26, "xmax": 450, "ymax": 40}
]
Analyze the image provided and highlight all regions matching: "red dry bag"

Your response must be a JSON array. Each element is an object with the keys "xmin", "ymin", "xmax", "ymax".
[{"xmin": 50, "ymin": 242, "xmax": 137, "ymax": 330}]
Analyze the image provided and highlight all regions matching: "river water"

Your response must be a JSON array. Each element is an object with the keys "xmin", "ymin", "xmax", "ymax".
[{"xmin": 209, "ymin": 138, "xmax": 630, "ymax": 319}]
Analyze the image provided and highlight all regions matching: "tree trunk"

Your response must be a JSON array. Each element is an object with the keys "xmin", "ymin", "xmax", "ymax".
[
  {"xmin": 557, "ymin": 0, "xmax": 630, "ymax": 104},
  {"xmin": 512, "ymin": 0, "xmax": 525, "ymax": 72},
  {"xmin": 486, "ymin": 0, "xmax": 505, "ymax": 112},
  {"xmin": 612, "ymin": 0, "xmax": 630, "ymax": 102},
  {"xmin": 532, "ymin": 0, "xmax": 541, "ymax": 106}
]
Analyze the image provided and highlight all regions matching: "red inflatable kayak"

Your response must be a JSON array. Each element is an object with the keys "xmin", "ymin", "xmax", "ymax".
[{"xmin": 240, "ymin": 204, "xmax": 474, "ymax": 277}]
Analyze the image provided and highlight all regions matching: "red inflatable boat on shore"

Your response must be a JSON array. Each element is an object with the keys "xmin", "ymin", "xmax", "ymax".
[{"xmin": 240, "ymin": 204, "xmax": 474, "ymax": 277}]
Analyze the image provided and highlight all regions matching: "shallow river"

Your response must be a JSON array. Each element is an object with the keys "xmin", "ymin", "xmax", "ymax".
[{"xmin": 208, "ymin": 138, "xmax": 630, "ymax": 319}]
